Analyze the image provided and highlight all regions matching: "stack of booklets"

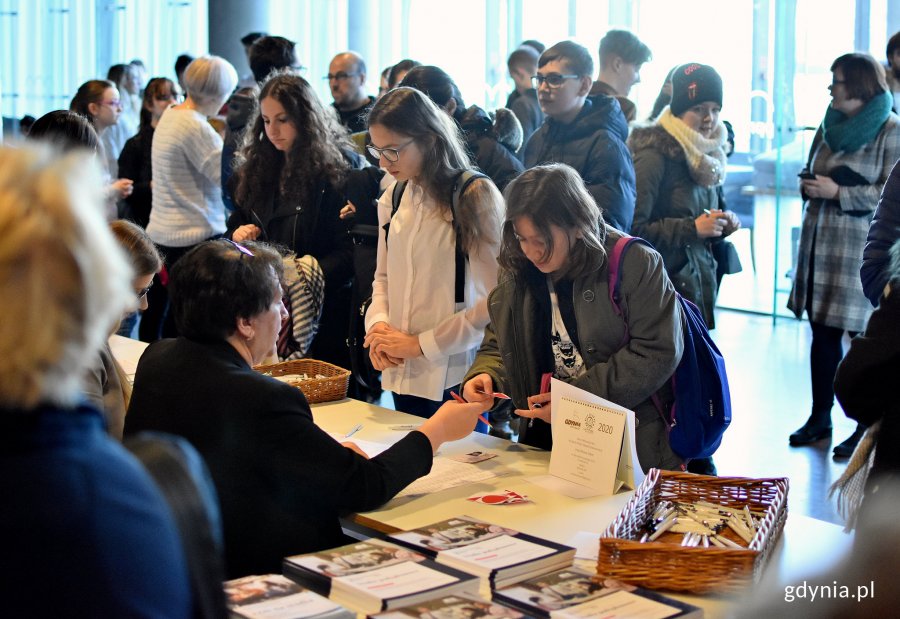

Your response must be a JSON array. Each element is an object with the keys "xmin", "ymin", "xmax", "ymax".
[
  {"xmin": 282, "ymin": 539, "xmax": 479, "ymax": 614},
  {"xmin": 370, "ymin": 593, "xmax": 535, "ymax": 619},
  {"xmin": 493, "ymin": 567, "xmax": 703, "ymax": 619},
  {"xmin": 223, "ymin": 574, "xmax": 355, "ymax": 619},
  {"xmin": 387, "ymin": 516, "xmax": 576, "ymax": 588}
]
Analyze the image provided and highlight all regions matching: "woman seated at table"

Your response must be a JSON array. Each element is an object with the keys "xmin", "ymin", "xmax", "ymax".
[
  {"xmin": 0, "ymin": 144, "xmax": 191, "ymax": 616},
  {"xmin": 82, "ymin": 220, "xmax": 162, "ymax": 439},
  {"xmin": 124, "ymin": 239, "xmax": 488, "ymax": 578},
  {"xmin": 462, "ymin": 164, "xmax": 684, "ymax": 472}
]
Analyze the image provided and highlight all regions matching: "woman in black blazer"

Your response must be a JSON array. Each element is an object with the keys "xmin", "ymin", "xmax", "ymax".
[{"xmin": 125, "ymin": 239, "xmax": 486, "ymax": 578}]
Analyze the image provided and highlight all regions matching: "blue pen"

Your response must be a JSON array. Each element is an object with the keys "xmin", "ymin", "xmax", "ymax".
[{"xmin": 343, "ymin": 423, "xmax": 363, "ymax": 439}]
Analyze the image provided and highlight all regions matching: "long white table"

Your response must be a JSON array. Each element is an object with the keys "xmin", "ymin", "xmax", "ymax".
[
  {"xmin": 110, "ymin": 336, "xmax": 854, "ymax": 617},
  {"xmin": 312, "ymin": 398, "xmax": 855, "ymax": 618}
]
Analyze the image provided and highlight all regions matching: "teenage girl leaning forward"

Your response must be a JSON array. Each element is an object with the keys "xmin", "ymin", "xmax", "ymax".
[{"xmin": 462, "ymin": 164, "xmax": 685, "ymax": 471}]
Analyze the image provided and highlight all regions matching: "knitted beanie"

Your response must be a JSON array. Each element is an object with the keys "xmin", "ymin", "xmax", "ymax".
[{"xmin": 670, "ymin": 63, "xmax": 723, "ymax": 116}]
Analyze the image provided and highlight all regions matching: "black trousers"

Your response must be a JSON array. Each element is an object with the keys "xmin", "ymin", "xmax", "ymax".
[{"xmin": 809, "ymin": 321, "xmax": 858, "ymax": 421}]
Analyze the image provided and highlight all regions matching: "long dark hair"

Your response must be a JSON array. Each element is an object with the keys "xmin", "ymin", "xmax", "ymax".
[
  {"xmin": 368, "ymin": 87, "xmax": 500, "ymax": 255},
  {"xmin": 233, "ymin": 71, "xmax": 352, "ymax": 214}
]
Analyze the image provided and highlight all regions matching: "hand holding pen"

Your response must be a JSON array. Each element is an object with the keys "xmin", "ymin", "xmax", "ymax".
[{"xmin": 450, "ymin": 391, "xmax": 492, "ymax": 429}]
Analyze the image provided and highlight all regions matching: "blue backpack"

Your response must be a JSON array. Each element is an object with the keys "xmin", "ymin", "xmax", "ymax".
[{"xmin": 608, "ymin": 236, "xmax": 732, "ymax": 460}]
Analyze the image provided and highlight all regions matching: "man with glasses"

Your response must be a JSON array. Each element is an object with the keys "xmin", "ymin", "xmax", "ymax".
[
  {"xmin": 523, "ymin": 40, "xmax": 636, "ymax": 232},
  {"xmin": 327, "ymin": 51, "xmax": 375, "ymax": 134}
]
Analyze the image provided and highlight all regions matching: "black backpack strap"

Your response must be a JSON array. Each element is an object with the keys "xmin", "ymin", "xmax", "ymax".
[
  {"xmin": 381, "ymin": 179, "xmax": 408, "ymax": 247},
  {"xmin": 449, "ymin": 170, "xmax": 489, "ymax": 303}
]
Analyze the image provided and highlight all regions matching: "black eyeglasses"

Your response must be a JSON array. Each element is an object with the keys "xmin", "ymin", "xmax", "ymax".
[
  {"xmin": 531, "ymin": 73, "xmax": 580, "ymax": 89},
  {"xmin": 325, "ymin": 72, "xmax": 360, "ymax": 81},
  {"xmin": 137, "ymin": 281, "xmax": 153, "ymax": 299},
  {"xmin": 225, "ymin": 238, "xmax": 254, "ymax": 258},
  {"xmin": 366, "ymin": 140, "xmax": 414, "ymax": 163}
]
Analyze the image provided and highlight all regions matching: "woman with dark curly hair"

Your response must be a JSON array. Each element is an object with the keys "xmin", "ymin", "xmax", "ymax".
[{"xmin": 228, "ymin": 71, "xmax": 364, "ymax": 368}]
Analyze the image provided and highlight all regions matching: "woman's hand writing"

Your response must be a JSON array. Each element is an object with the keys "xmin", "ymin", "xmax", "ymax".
[
  {"xmin": 695, "ymin": 210, "xmax": 727, "ymax": 238},
  {"xmin": 720, "ymin": 211, "xmax": 741, "ymax": 236}
]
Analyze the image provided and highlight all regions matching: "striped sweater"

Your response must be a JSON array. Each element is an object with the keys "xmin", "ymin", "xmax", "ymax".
[{"xmin": 147, "ymin": 108, "xmax": 226, "ymax": 247}]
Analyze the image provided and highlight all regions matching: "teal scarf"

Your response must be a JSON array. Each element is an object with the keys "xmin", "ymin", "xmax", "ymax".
[{"xmin": 822, "ymin": 91, "xmax": 893, "ymax": 153}]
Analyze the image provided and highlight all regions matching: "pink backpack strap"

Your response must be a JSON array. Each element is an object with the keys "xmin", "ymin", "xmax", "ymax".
[{"xmin": 608, "ymin": 235, "xmax": 635, "ymax": 318}]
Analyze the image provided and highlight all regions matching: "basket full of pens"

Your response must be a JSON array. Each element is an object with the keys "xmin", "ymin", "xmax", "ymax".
[
  {"xmin": 597, "ymin": 468, "xmax": 789, "ymax": 594},
  {"xmin": 254, "ymin": 359, "xmax": 350, "ymax": 404}
]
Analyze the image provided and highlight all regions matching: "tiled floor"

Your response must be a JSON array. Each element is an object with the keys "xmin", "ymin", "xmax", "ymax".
[{"xmin": 376, "ymin": 308, "xmax": 855, "ymax": 526}]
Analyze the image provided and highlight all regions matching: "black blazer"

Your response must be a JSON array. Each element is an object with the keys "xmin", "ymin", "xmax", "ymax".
[{"xmin": 125, "ymin": 337, "xmax": 433, "ymax": 577}]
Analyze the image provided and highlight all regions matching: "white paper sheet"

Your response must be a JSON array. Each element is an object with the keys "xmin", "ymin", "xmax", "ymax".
[
  {"xmin": 327, "ymin": 433, "xmax": 392, "ymax": 458},
  {"xmin": 397, "ymin": 457, "xmax": 500, "ymax": 497},
  {"xmin": 565, "ymin": 531, "xmax": 601, "ymax": 561}
]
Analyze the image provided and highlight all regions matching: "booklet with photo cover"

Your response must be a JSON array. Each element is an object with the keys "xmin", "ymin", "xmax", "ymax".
[
  {"xmin": 370, "ymin": 593, "xmax": 538, "ymax": 619},
  {"xmin": 493, "ymin": 567, "xmax": 702, "ymax": 619},
  {"xmin": 224, "ymin": 574, "xmax": 355, "ymax": 619},
  {"xmin": 282, "ymin": 539, "xmax": 479, "ymax": 614},
  {"xmin": 388, "ymin": 516, "xmax": 576, "ymax": 588}
]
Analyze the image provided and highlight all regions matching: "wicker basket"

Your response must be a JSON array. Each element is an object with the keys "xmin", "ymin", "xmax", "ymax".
[
  {"xmin": 597, "ymin": 468, "xmax": 788, "ymax": 594},
  {"xmin": 254, "ymin": 359, "xmax": 350, "ymax": 404}
]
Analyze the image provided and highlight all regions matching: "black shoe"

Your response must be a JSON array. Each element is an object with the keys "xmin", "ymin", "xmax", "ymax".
[
  {"xmin": 789, "ymin": 423, "xmax": 832, "ymax": 446},
  {"xmin": 833, "ymin": 425, "xmax": 866, "ymax": 458}
]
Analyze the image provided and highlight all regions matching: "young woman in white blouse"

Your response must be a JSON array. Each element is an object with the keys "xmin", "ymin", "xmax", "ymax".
[{"xmin": 364, "ymin": 87, "xmax": 504, "ymax": 420}]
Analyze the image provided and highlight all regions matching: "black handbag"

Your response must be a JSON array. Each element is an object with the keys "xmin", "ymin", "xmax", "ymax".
[{"xmin": 713, "ymin": 240, "xmax": 742, "ymax": 276}]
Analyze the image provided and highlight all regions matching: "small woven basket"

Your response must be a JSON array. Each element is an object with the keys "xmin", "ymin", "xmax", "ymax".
[
  {"xmin": 597, "ymin": 468, "xmax": 788, "ymax": 594},
  {"xmin": 254, "ymin": 359, "xmax": 350, "ymax": 404}
]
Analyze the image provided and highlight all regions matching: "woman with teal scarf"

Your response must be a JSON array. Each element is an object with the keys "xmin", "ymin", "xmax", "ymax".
[{"xmin": 789, "ymin": 53, "xmax": 900, "ymax": 457}]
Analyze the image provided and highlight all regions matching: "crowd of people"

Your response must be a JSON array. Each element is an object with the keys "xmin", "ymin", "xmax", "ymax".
[{"xmin": 6, "ymin": 24, "xmax": 900, "ymax": 616}]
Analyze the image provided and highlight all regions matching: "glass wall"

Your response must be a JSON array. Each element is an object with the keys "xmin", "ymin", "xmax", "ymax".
[
  {"xmin": 0, "ymin": 0, "xmax": 207, "ymax": 128},
  {"xmin": 2, "ymin": 0, "xmax": 896, "ymax": 320}
]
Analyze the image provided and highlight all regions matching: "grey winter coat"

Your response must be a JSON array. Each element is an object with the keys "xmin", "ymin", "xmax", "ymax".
[
  {"xmin": 463, "ymin": 229, "xmax": 684, "ymax": 472},
  {"xmin": 788, "ymin": 115, "xmax": 900, "ymax": 332},
  {"xmin": 629, "ymin": 124, "xmax": 724, "ymax": 329}
]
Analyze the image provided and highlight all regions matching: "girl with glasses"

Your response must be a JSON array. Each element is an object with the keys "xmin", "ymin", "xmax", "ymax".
[
  {"xmin": 83, "ymin": 220, "xmax": 162, "ymax": 439},
  {"xmin": 364, "ymin": 87, "xmax": 504, "ymax": 421},
  {"xmin": 70, "ymin": 79, "xmax": 134, "ymax": 214},
  {"xmin": 229, "ymin": 71, "xmax": 365, "ymax": 369}
]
